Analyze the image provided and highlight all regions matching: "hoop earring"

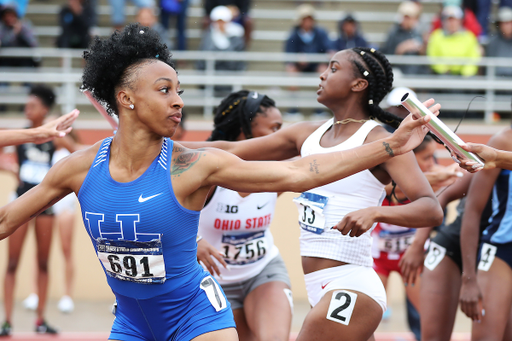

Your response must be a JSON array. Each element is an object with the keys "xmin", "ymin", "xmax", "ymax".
[{"xmin": 129, "ymin": 104, "xmax": 134, "ymax": 110}]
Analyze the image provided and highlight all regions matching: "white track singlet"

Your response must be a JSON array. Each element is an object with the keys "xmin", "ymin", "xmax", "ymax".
[
  {"xmin": 198, "ymin": 187, "xmax": 279, "ymax": 284},
  {"xmin": 298, "ymin": 119, "xmax": 386, "ymax": 267}
]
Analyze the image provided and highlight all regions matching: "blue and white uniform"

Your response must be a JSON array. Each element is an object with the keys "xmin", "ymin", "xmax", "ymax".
[
  {"xmin": 78, "ymin": 137, "xmax": 234, "ymax": 341},
  {"xmin": 478, "ymin": 169, "xmax": 512, "ymax": 271}
]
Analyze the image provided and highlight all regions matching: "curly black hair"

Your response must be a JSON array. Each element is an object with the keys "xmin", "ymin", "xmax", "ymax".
[
  {"xmin": 29, "ymin": 84, "xmax": 55, "ymax": 109},
  {"xmin": 208, "ymin": 90, "xmax": 276, "ymax": 141},
  {"xmin": 81, "ymin": 23, "xmax": 174, "ymax": 116}
]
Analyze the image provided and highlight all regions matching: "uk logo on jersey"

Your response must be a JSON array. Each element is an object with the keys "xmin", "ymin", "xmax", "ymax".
[{"xmin": 85, "ymin": 212, "xmax": 160, "ymax": 242}]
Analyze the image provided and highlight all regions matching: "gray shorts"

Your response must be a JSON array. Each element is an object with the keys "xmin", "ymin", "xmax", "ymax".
[{"xmin": 221, "ymin": 254, "xmax": 291, "ymax": 310}]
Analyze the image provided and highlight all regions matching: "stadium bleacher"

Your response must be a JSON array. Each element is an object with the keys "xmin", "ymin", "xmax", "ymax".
[{"xmin": 0, "ymin": 0, "xmax": 509, "ymax": 122}]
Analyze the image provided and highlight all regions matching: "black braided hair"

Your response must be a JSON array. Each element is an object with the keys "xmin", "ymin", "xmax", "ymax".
[
  {"xmin": 208, "ymin": 90, "xmax": 276, "ymax": 141},
  {"xmin": 350, "ymin": 47, "xmax": 403, "ymax": 129},
  {"xmin": 81, "ymin": 23, "xmax": 174, "ymax": 116}
]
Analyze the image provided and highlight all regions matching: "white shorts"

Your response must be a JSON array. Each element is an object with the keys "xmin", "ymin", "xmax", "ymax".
[
  {"xmin": 53, "ymin": 193, "xmax": 76, "ymax": 215},
  {"xmin": 304, "ymin": 264, "xmax": 387, "ymax": 313}
]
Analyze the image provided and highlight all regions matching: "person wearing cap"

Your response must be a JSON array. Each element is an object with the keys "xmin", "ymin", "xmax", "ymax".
[
  {"xmin": 0, "ymin": 3, "xmax": 39, "ymax": 67},
  {"xmin": 203, "ymin": 0, "xmax": 253, "ymax": 47},
  {"xmin": 284, "ymin": 4, "xmax": 334, "ymax": 119},
  {"xmin": 426, "ymin": 5, "xmax": 481, "ymax": 76},
  {"xmin": 197, "ymin": 5, "xmax": 245, "ymax": 96},
  {"xmin": 486, "ymin": 6, "xmax": 512, "ymax": 78},
  {"xmin": 333, "ymin": 14, "xmax": 369, "ymax": 51},
  {"xmin": 381, "ymin": 1, "xmax": 426, "ymax": 75},
  {"xmin": 284, "ymin": 4, "xmax": 334, "ymax": 74},
  {"xmin": 430, "ymin": 0, "xmax": 482, "ymax": 38}
]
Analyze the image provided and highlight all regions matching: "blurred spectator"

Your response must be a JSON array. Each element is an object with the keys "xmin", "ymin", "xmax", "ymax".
[
  {"xmin": 203, "ymin": 0, "xmax": 253, "ymax": 47},
  {"xmin": 108, "ymin": 0, "xmax": 155, "ymax": 30},
  {"xmin": 333, "ymin": 14, "xmax": 369, "ymax": 51},
  {"xmin": 197, "ymin": 6, "xmax": 245, "ymax": 71},
  {"xmin": 284, "ymin": 4, "xmax": 333, "ymax": 73},
  {"xmin": 427, "ymin": 5, "xmax": 481, "ymax": 76},
  {"xmin": 136, "ymin": 7, "xmax": 172, "ymax": 49},
  {"xmin": 466, "ymin": 0, "xmax": 512, "ymax": 41},
  {"xmin": 159, "ymin": 0, "xmax": 188, "ymax": 50},
  {"xmin": 431, "ymin": 0, "xmax": 482, "ymax": 38},
  {"xmin": 486, "ymin": 7, "xmax": 512, "ymax": 77},
  {"xmin": 381, "ymin": 1, "xmax": 426, "ymax": 74},
  {"xmin": 0, "ymin": 0, "xmax": 28, "ymax": 18},
  {"xmin": 0, "ymin": 3, "xmax": 39, "ymax": 67},
  {"xmin": 283, "ymin": 4, "xmax": 333, "ymax": 119},
  {"xmin": 197, "ymin": 6, "xmax": 245, "ymax": 96},
  {"xmin": 56, "ymin": 0, "xmax": 95, "ymax": 49}
]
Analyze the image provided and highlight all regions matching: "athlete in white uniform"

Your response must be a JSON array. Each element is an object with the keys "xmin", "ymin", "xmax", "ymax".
[
  {"xmin": 197, "ymin": 90, "xmax": 292, "ymax": 341},
  {"xmin": 298, "ymin": 119, "xmax": 388, "ymax": 310},
  {"xmin": 183, "ymin": 48, "xmax": 443, "ymax": 341}
]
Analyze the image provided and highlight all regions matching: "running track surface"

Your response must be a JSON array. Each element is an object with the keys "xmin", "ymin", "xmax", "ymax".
[{"xmin": 5, "ymin": 332, "xmax": 471, "ymax": 340}]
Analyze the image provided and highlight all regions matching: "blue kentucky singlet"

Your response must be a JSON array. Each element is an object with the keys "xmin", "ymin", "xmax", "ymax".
[
  {"xmin": 482, "ymin": 169, "xmax": 512, "ymax": 244},
  {"xmin": 78, "ymin": 137, "xmax": 204, "ymax": 299}
]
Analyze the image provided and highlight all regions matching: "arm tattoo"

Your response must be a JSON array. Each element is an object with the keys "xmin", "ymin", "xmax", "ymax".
[
  {"xmin": 173, "ymin": 146, "xmax": 186, "ymax": 153},
  {"xmin": 309, "ymin": 159, "xmax": 320, "ymax": 174},
  {"xmin": 383, "ymin": 142, "xmax": 394, "ymax": 157},
  {"xmin": 172, "ymin": 151, "xmax": 203, "ymax": 176}
]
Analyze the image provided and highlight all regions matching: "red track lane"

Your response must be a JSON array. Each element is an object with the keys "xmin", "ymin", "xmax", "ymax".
[{"xmin": 6, "ymin": 332, "xmax": 470, "ymax": 340}]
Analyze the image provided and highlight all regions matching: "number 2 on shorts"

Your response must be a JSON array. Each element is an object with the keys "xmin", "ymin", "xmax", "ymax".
[{"xmin": 326, "ymin": 290, "xmax": 358, "ymax": 326}]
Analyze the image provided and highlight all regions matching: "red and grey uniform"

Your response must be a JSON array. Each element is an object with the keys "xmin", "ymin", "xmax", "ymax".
[{"xmin": 372, "ymin": 197, "xmax": 415, "ymax": 277}]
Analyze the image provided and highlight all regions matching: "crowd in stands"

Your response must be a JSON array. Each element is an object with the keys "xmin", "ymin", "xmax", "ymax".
[{"xmin": 0, "ymin": 0, "xmax": 511, "ymax": 78}]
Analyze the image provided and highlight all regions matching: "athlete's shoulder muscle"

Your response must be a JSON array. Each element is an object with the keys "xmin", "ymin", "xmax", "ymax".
[{"xmin": 46, "ymin": 140, "xmax": 102, "ymax": 194}]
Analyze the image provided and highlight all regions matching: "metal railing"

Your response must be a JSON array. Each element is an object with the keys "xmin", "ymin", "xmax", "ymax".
[{"xmin": 0, "ymin": 48, "xmax": 511, "ymax": 122}]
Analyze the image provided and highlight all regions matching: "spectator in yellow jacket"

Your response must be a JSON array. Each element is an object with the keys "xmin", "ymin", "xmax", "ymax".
[{"xmin": 426, "ymin": 5, "xmax": 481, "ymax": 76}]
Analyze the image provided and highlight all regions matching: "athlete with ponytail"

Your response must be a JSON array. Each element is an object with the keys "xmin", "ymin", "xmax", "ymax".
[
  {"xmin": 196, "ymin": 90, "xmax": 293, "ymax": 341},
  {"xmin": 183, "ymin": 47, "xmax": 443, "ymax": 340}
]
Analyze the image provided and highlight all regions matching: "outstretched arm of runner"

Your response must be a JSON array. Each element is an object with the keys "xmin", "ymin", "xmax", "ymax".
[
  {"xmin": 182, "ymin": 99, "xmax": 440, "ymax": 162},
  {"xmin": 0, "ymin": 110, "xmax": 79, "ymax": 147},
  {"xmin": 201, "ymin": 114, "xmax": 435, "ymax": 195},
  {"xmin": 0, "ymin": 145, "xmax": 93, "ymax": 240}
]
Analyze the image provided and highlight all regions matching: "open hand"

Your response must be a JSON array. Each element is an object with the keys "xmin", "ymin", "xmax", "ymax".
[
  {"xmin": 34, "ymin": 109, "xmax": 79, "ymax": 144},
  {"xmin": 197, "ymin": 238, "xmax": 229, "ymax": 277}
]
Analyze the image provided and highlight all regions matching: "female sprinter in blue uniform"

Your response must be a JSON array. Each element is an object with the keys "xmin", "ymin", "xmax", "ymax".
[
  {"xmin": 459, "ymin": 125, "xmax": 512, "ymax": 341},
  {"xmin": 0, "ymin": 25, "xmax": 437, "ymax": 341}
]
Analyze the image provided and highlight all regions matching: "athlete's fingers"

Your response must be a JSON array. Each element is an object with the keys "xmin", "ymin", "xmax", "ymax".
[
  {"xmin": 476, "ymin": 297, "xmax": 484, "ymax": 322},
  {"xmin": 338, "ymin": 217, "xmax": 354, "ymax": 236},
  {"xmin": 208, "ymin": 257, "xmax": 222, "ymax": 277},
  {"xmin": 210, "ymin": 250, "xmax": 228, "ymax": 270}
]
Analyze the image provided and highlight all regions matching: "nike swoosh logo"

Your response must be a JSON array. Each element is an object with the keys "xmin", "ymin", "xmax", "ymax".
[
  {"xmin": 257, "ymin": 202, "xmax": 269, "ymax": 210},
  {"xmin": 138, "ymin": 193, "xmax": 163, "ymax": 203},
  {"xmin": 252, "ymin": 92, "xmax": 258, "ymax": 99},
  {"xmin": 321, "ymin": 281, "xmax": 331, "ymax": 289}
]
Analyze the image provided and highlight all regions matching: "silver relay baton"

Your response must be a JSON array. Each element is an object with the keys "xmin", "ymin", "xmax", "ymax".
[{"xmin": 400, "ymin": 93, "xmax": 484, "ymax": 166}]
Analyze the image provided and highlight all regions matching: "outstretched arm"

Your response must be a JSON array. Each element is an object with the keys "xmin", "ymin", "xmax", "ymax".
[
  {"xmin": 182, "ymin": 99, "xmax": 440, "ymax": 161},
  {"xmin": 0, "ymin": 110, "xmax": 79, "ymax": 147},
  {"xmin": 0, "ymin": 146, "xmax": 92, "ymax": 240},
  {"xmin": 203, "ymin": 113, "xmax": 435, "ymax": 194}
]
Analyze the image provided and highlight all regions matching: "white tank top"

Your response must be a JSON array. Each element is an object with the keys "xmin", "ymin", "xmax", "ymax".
[
  {"xmin": 198, "ymin": 187, "xmax": 279, "ymax": 284},
  {"xmin": 298, "ymin": 119, "xmax": 386, "ymax": 267}
]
